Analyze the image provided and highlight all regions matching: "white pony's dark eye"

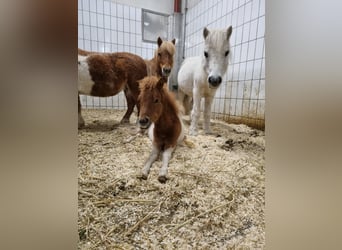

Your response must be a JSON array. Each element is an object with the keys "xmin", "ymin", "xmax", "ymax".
[
  {"xmin": 225, "ymin": 50, "xmax": 230, "ymax": 56},
  {"xmin": 204, "ymin": 52, "xmax": 209, "ymax": 58}
]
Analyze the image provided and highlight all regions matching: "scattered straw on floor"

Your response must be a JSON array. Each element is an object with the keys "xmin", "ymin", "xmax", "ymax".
[{"xmin": 78, "ymin": 109, "xmax": 265, "ymax": 249}]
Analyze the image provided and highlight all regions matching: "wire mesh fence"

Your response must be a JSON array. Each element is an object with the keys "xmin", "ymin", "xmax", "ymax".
[{"xmin": 78, "ymin": 0, "xmax": 265, "ymax": 129}]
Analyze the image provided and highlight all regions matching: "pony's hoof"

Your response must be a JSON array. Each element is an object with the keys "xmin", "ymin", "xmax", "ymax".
[
  {"xmin": 204, "ymin": 130, "xmax": 213, "ymax": 135},
  {"xmin": 78, "ymin": 122, "xmax": 85, "ymax": 129},
  {"xmin": 120, "ymin": 118, "xmax": 130, "ymax": 124},
  {"xmin": 137, "ymin": 173, "xmax": 148, "ymax": 180},
  {"xmin": 158, "ymin": 176, "xmax": 167, "ymax": 183},
  {"xmin": 78, "ymin": 116, "xmax": 85, "ymax": 129},
  {"xmin": 189, "ymin": 130, "xmax": 198, "ymax": 136}
]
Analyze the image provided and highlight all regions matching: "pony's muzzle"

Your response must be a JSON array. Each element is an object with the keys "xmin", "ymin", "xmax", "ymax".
[
  {"xmin": 208, "ymin": 76, "xmax": 222, "ymax": 88},
  {"xmin": 138, "ymin": 116, "xmax": 151, "ymax": 129},
  {"xmin": 162, "ymin": 67, "xmax": 171, "ymax": 76}
]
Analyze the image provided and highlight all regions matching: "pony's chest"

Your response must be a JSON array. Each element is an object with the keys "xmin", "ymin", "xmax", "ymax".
[
  {"xmin": 78, "ymin": 57, "xmax": 95, "ymax": 95},
  {"xmin": 149, "ymin": 121, "xmax": 181, "ymax": 148},
  {"xmin": 195, "ymin": 81, "xmax": 216, "ymax": 97}
]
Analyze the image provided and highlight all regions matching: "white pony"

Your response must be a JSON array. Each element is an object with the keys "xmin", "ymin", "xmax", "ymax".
[{"xmin": 177, "ymin": 26, "xmax": 233, "ymax": 135}]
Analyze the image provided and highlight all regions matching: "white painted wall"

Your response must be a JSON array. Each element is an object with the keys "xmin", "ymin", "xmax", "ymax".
[{"xmin": 111, "ymin": 0, "xmax": 174, "ymax": 15}]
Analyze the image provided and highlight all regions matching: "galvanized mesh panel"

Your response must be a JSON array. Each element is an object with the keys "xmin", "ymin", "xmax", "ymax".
[{"xmin": 78, "ymin": 0, "xmax": 265, "ymax": 129}]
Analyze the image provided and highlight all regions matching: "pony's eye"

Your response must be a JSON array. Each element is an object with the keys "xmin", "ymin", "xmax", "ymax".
[
  {"xmin": 225, "ymin": 50, "xmax": 230, "ymax": 56},
  {"xmin": 154, "ymin": 98, "xmax": 159, "ymax": 103},
  {"xmin": 204, "ymin": 52, "xmax": 209, "ymax": 58},
  {"xmin": 158, "ymin": 53, "xmax": 161, "ymax": 57}
]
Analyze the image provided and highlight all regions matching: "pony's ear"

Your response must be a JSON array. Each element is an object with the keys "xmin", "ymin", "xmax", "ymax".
[
  {"xmin": 171, "ymin": 38, "xmax": 176, "ymax": 45},
  {"xmin": 157, "ymin": 37, "xmax": 163, "ymax": 47},
  {"xmin": 203, "ymin": 27, "xmax": 210, "ymax": 39},
  {"xmin": 227, "ymin": 26, "xmax": 233, "ymax": 40},
  {"xmin": 157, "ymin": 76, "xmax": 167, "ymax": 89}
]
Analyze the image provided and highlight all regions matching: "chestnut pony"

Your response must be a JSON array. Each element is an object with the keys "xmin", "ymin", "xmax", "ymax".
[
  {"xmin": 138, "ymin": 76, "xmax": 185, "ymax": 183},
  {"xmin": 145, "ymin": 37, "xmax": 176, "ymax": 77},
  {"xmin": 78, "ymin": 48, "xmax": 147, "ymax": 127},
  {"xmin": 119, "ymin": 38, "xmax": 176, "ymax": 124}
]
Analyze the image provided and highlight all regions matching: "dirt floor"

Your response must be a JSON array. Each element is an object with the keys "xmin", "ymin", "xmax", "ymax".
[{"xmin": 78, "ymin": 109, "xmax": 265, "ymax": 249}]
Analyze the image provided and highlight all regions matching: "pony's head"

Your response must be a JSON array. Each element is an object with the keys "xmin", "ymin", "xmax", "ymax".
[
  {"xmin": 156, "ymin": 37, "xmax": 176, "ymax": 77},
  {"xmin": 202, "ymin": 26, "xmax": 233, "ymax": 88},
  {"xmin": 138, "ymin": 76, "xmax": 168, "ymax": 129}
]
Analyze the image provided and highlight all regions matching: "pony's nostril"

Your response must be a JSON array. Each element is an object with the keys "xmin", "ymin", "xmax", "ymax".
[
  {"xmin": 163, "ymin": 68, "xmax": 171, "ymax": 74},
  {"xmin": 139, "ymin": 118, "xmax": 147, "ymax": 124},
  {"xmin": 208, "ymin": 76, "xmax": 214, "ymax": 83},
  {"xmin": 208, "ymin": 76, "xmax": 222, "ymax": 86},
  {"xmin": 139, "ymin": 117, "xmax": 150, "ymax": 127}
]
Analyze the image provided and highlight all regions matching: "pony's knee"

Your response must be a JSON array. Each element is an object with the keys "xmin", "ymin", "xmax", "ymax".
[
  {"xmin": 191, "ymin": 109, "xmax": 200, "ymax": 121},
  {"xmin": 204, "ymin": 111, "xmax": 212, "ymax": 120},
  {"xmin": 183, "ymin": 96, "xmax": 193, "ymax": 115}
]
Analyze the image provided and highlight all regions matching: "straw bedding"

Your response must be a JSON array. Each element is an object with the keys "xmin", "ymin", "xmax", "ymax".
[{"xmin": 78, "ymin": 109, "xmax": 265, "ymax": 249}]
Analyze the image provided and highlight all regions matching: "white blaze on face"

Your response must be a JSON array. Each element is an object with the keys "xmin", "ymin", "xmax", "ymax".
[
  {"xmin": 148, "ymin": 123, "xmax": 155, "ymax": 142},
  {"xmin": 78, "ymin": 55, "xmax": 95, "ymax": 95}
]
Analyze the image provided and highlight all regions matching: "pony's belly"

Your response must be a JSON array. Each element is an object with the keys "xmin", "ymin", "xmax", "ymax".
[
  {"xmin": 177, "ymin": 71, "xmax": 193, "ymax": 96},
  {"xmin": 78, "ymin": 79, "xmax": 95, "ymax": 95},
  {"xmin": 78, "ymin": 55, "xmax": 95, "ymax": 95},
  {"xmin": 178, "ymin": 58, "xmax": 196, "ymax": 95},
  {"xmin": 178, "ymin": 56, "xmax": 209, "ymax": 97},
  {"xmin": 179, "ymin": 81, "xmax": 193, "ymax": 96}
]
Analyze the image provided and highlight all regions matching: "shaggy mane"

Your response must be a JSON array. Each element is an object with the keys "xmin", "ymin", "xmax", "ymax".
[
  {"xmin": 154, "ymin": 41, "xmax": 176, "ymax": 58},
  {"xmin": 206, "ymin": 29, "xmax": 230, "ymax": 48}
]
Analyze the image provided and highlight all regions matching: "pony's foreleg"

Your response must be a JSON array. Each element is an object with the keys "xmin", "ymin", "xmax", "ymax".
[
  {"xmin": 183, "ymin": 95, "xmax": 193, "ymax": 115},
  {"xmin": 78, "ymin": 95, "xmax": 85, "ymax": 128},
  {"xmin": 141, "ymin": 144, "xmax": 160, "ymax": 180},
  {"xmin": 204, "ymin": 96, "xmax": 214, "ymax": 134},
  {"xmin": 189, "ymin": 88, "xmax": 201, "ymax": 136},
  {"xmin": 177, "ymin": 89, "xmax": 185, "ymax": 106},
  {"xmin": 121, "ymin": 87, "xmax": 134, "ymax": 124},
  {"xmin": 158, "ymin": 147, "xmax": 175, "ymax": 183},
  {"xmin": 178, "ymin": 90, "xmax": 192, "ymax": 116}
]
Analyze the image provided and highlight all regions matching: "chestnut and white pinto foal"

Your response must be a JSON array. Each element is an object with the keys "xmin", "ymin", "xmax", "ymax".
[
  {"xmin": 138, "ymin": 76, "xmax": 184, "ymax": 183},
  {"xmin": 177, "ymin": 26, "xmax": 233, "ymax": 135}
]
